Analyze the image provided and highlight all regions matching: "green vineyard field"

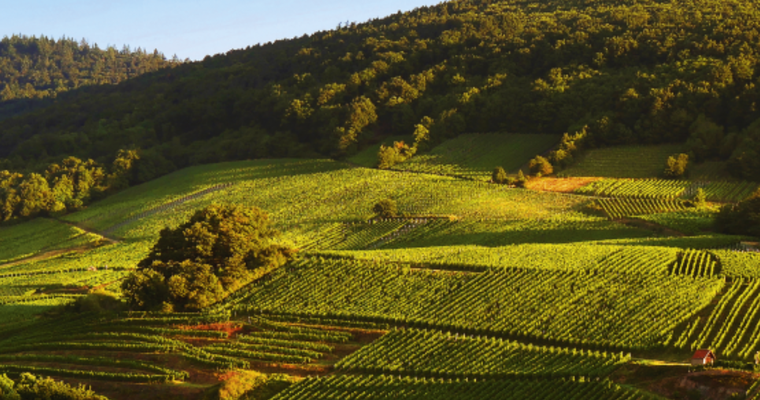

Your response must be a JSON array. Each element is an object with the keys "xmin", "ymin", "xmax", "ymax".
[
  {"xmin": 269, "ymin": 374, "xmax": 657, "ymax": 400},
  {"xmin": 336, "ymin": 328, "xmax": 629, "ymax": 378}
]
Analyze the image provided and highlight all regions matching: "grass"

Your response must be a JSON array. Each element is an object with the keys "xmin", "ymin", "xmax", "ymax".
[
  {"xmin": 393, "ymin": 133, "xmax": 560, "ymax": 180},
  {"xmin": 563, "ymin": 144, "xmax": 686, "ymax": 178},
  {"xmin": 347, "ymin": 135, "xmax": 412, "ymax": 168},
  {"xmin": 0, "ymin": 218, "xmax": 100, "ymax": 264}
]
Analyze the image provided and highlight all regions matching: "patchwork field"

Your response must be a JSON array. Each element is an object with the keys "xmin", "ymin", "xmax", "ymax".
[{"xmin": 0, "ymin": 147, "xmax": 758, "ymax": 399}]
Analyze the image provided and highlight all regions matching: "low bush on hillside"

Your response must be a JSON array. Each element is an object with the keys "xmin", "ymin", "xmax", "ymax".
[{"xmin": 121, "ymin": 204, "xmax": 293, "ymax": 312}]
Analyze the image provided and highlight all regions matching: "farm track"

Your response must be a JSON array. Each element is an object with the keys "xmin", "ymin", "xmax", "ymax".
[{"xmin": 0, "ymin": 242, "xmax": 107, "ymax": 270}]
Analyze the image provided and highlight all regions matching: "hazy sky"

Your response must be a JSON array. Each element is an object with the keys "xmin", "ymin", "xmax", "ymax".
[{"xmin": 2, "ymin": 0, "xmax": 441, "ymax": 61}]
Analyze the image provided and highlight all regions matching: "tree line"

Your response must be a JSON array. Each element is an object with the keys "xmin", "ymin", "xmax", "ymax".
[
  {"xmin": 2, "ymin": 0, "xmax": 760, "ymax": 179},
  {"xmin": 0, "ymin": 35, "xmax": 176, "ymax": 120},
  {"xmin": 0, "ymin": 148, "xmax": 171, "ymax": 222}
]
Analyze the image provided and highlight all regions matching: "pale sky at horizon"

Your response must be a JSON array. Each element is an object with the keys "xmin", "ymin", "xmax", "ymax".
[{"xmin": 2, "ymin": 0, "xmax": 442, "ymax": 61}]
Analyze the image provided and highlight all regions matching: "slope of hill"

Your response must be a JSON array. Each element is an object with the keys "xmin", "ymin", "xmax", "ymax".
[
  {"xmin": 2, "ymin": 0, "xmax": 760, "ymax": 180},
  {"xmin": 0, "ymin": 154, "xmax": 758, "ymax": 399}
]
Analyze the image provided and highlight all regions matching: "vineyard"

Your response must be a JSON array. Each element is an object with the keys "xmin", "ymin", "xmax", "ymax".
[
  {"xmin": 269, "ymin": 374, "xmax": 658, "ymax": 400},
  {"xmin": 392, "ymin": 133, "xmax": 559, "ymax": 180},
  {"xmin": 235, "ymin": 257, "xmax": 720, "ymax": 350},
  {"xmin": 577, "ymin": 178, "xmax": 758, "ymax": 203},
  {"xmin": 0, "ymin": 155, "xmax": 757, "ymax": 399},
  {"xmin": 596, "ymin": 198, "xmax": 689, "ymax": 219},
  {"xmin": 335, "ymin": 328, "xmax": 629, "ymax": 378},
  {"xmin": 675, "ymin": 279, "xmax": 760, "ymax": 360}
]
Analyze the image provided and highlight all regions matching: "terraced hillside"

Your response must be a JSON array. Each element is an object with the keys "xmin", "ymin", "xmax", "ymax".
[{"xmin": 0, "ymin": 148, "xmax": 758, "ymax": 400}]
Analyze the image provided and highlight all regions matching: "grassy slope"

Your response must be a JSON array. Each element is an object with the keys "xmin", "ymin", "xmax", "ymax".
[
  {"xmin": 394, "ymin": 133, "xmax": 560, "ymax": 180},
  {"xmin": 563, "ymin": 144, "xmax": 686, "ymax": 178}
]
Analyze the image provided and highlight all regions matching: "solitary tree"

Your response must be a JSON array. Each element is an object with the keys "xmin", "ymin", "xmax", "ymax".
[
  {"xmin": 121, "ymin": 204, "xmax": 293, "ymax": 311},
  {"xmin": 664, "ymin": 153, "xmax": 689, "ymax": 178},
  {"xmin": 515, "ymin": 170, "xmax": 528, "ymax": 188},
  {"xmin": 528, "ymin": 156, "xmax": 553, "ymax": 176},
  {"xmin": 492, "ymin": 167, "xmax": 508, "ymax": 184},
  {"xmin": 694, "ymin": 188, "xmax": 707, "ymax": 208},
  {"xmin": 373, "ymin": 198, "xmax": 398, "ymax": 218}
]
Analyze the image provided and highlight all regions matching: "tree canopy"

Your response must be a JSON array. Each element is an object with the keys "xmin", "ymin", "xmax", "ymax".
[
  {"xmin": 0, "ymin": 35, "xmax": 175, "ymax": 119},
  {"xmin": 121, "ymin": 204, "xmax": 293, "ymax": 311},
  {"xmin": 3, "ymin": 1, "xmax": 760, "ymax": 179}
]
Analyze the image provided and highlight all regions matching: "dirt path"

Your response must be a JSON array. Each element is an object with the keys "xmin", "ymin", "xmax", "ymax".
[
  {"xmin": 51, "ymin": 218, "xmax": 121, "ymax": 244},
  {"xmin": 0, "ymin": 243, "xmax": 105, "ymax": 269}
]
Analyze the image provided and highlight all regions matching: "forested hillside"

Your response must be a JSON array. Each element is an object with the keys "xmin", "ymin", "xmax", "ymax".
[
  {"xmin": 3, "ymin": 0, "xmax": 760, "ymax": 179},
  {"xmin": 0, "ymin": 35, "xmax": 174, "ymax": 121}
]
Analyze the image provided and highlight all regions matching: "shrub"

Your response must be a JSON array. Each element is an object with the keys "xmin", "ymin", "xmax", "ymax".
[
  {"xmin": 373, "ymin": 199, "xmax": 398, "ymax": 218},
  {"xmin": 664, "ymin": 153, "xmax": 689, "ymax": 178},
  {"xmin": 377, "ymin": 141, "xmax": 415, "ymax": 169},
  {"xmin": 121, "ymin": 204, "xmax": 293, "ymax": 312},
  {"xmin": 714, "ymin": 189, "xmax": 760, "ymax": 237},
  {"xmin": 528, "ymin": 156, "xmax": 553, "ymax": 176},
  {"xmin": 69, "ymin": 289, "xmax": 126, "ymax": 313},
  {"xmin": 514, "ymin": 170, "xmax": 528, "ymax": 188},
  {"xmin": 492, "ymin": 167, "xmax": 508, "ymax": 184},
  {"xmin": 2, "ymin": 373, "xmax": 107, "ymax": 400}
]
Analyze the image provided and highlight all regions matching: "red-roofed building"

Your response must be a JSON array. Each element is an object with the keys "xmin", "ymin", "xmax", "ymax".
[{"xmin": 691, "ymin": 349, "xmax": 716, "ymax": 366}]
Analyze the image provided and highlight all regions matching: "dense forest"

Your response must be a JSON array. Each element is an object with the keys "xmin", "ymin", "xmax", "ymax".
[
  {"xmin": 2, "ymin": 0, "xmax": 760, "ymax": 179},
  {"xmin": 0, "ymin": 35, "xmax": 175, "ymax": 120}
]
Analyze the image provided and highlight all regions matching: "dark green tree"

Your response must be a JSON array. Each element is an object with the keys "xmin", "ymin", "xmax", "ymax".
[
  {"xmin": 715, "ymin": 189, "xmax": 760, "ymax": 237},
  {"xmin": 528, "ymin": 156, "xmax": 553, "ymax": 177},
  {"xmin": 373, "ymin": 198, "xmax": 398, "ymax": 218},
  {"xmin": 492, "ymin": 167, "xmax": 508, "ymax": 184},
  {"xmin": 121, "ymin": 204, "xmax": 292, "ymax": 311},
  {"xmin": 664, "ymin": 154, "xmax": 689, "ymax": 179}
]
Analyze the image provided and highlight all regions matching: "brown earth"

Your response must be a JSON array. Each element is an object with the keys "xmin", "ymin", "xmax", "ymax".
[{"xmin": 612, "ymin": 363, "xmax": 758, "ymax": 400}]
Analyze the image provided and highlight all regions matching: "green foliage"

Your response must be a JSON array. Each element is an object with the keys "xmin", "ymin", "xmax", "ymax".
[
  {"xmin": 528, "ymin": 155, "xmax": 553, "ymax": 177},
  {"xmin": 694, "ymin": 188, "xmax": 707, "ymax": 208},
  {"xmin": 1, "ymin": 373, "xmax": 107, "ymax": 400},
  {"xmin": 394, "ymin": 134, "xmax": 559, "ymax": 181},
  {"xmin": 715, "ymin": 189, "xmax": 760, "ymax": 237},
  {"xmin": 0, "ymin": 35, "xmax": 172, "ymax": 109},
  {"xmin": 515, "ymin": 170, "xmax": 527, "ymax": 188},
  {"xmin": 121, "ymin": 204, "xmax": 292, "ymax": 311},
  {"xmin": 0, "ymin": 153, "xmax": 141, "ymax": 222},
  {"xmin": 208, "ymin": 371, "xmax": 297, "ymax": 400},
  {"xmin": 372, "ymin": 199, "xmax": 398, "ymax": 218},
  {"xmin": 664, "ymin": 154, "xmax": 690, "ymax": 179},
  {"xmin": 687, "ymin": 115, "xmax": 726, "ymax": 162},
  {"xmin": 491, "ymin": 167, "xmax": 507, "ymax": 184},
  {"xmin": 69, "ymin": 289, "xmax": 126, "ymax": 314},
  {"xmin": 377, "ymin": 141, "xmax": 415, "ymax": 169}
]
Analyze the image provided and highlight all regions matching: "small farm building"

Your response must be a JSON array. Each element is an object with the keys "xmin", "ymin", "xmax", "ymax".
[{"xmin": 691, "ymin": 349, "xmax": 716, "ymax": 366}]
